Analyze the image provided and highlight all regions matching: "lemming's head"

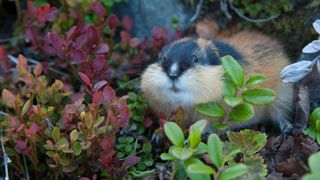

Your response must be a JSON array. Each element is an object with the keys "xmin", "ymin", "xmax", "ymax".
[{"xmin": 141, "ymin": 38, "xmax": 225, "ymax": 107}]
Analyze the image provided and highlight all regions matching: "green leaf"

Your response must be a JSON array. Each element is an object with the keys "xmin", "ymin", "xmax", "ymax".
[
  {"xmin": 164, "ymin": 122, "xmax": 185, "ymax": 147},
  {"xmin": 171, "ymin": 147, "xmax": 193, "ymax": 160},
  {"xmin": 160, "ymin": 153, "xmax": 175, "ymax": 161},
  {"xmin": 223, "ymin": 149, "xmax": 241, "ymax": 164},
  {"xmin": 317, "ymin": 133, "xmax": 320, "ymax": 145},
  {"xmin": 184, "ymin": 158, "xmax": 212, "ymax": 180},
  {"xmin": 224, "ymin": 96, "xmax": 242, "ymax": 107},
  {"xmin": 194, "ymin": 142, "xmax": 208, "ymax": 155},
  {"xmin": 302, "ymin": 174, "xmax": 320, "ymax": 180},
  {"xmin": 56, "ymin": 137, "xmax": 69, "ymax": 150},
  {"xmin": 222, "ymin": 55, "xmax": 244, "ymax": 87},
  {"xmin": 229, "ymin": 103, "xmax": 255, "ymax": 122},
  {"xmin": 72, "ymin": 142, "xmax": 82, "ymax": 156},
  {"xmin": 246, "ymin": 74, "xmax": 267, "ymax": 86},
  {"xmin": 188, "ymin": 120, "xmax": 207, "ymax": 148},
  {"xmin": 69, "ymin": 129, "xmax": 78, "ymax": 143},
  {"xmin": 308, "ymin": 152, "xmax": 320, "ymax": 173},
  {"xmin": 311, "ymin": 107, "xmax": 320, "ymax": 125},
  {"xmin": 52, "ymin": 127, "xmax": 60, "ymax": 143},
  {"xmin": 143, "ymin": 142, "xmax": 152, "ymax": 153},
  {"xmin": 128, "ymin": 92, "xmax": 138, "ymax": 101},
  {"xmin": 208, "ymin": 134, "xmax": 224, "ymax": 168},
  {"xmin": 21, "ymin": 99, "xmax": 31, "ymax": 117},
  {"xmin": 241, "ymin": 88, "xmax": 276, "ymax": 105},
  {"xmin": 187, "ymin": 164, "xmax": 215, "ymax": 175},
  {"xmin": 218, "ymin": 164, "xmax": 248, "ymax": 180},
  {"xmin": 196, "ymin": 102, "xmax": 225, "ymax": 118},
  {"xmin": 304, "ymin": 127, "xmax": 317, "ymax": 139},
  {"xmin": 222, "ymin": 79, "xmax": 237, "ymax": 97}
]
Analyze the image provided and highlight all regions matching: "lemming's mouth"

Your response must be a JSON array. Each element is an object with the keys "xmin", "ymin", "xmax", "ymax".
[{"xmin": 169, "ymin": 84, "xmax": 181, "ymax": 93}]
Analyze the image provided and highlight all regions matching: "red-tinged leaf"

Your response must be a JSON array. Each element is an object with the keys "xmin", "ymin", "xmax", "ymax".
[
  {"xmin": 92, "ymin": 91, "xmax": 103, "ymax": 105},
  {"xmin": 71, "ymin": 49, "xmax": 88, "ymax": 64},
  {"xmin": 15, "ymin": 140, "xmax": 28, "ymax": 154},
  {"xmin": 107, "ymin": 14, "xmax": 119, "ymax": 29},
  {"xmin": 143, "ymin": 117, "xmax": 153, "ymax": 128},
  {"xmin": 92, "ymin": 55, "xmax": 106, "ymax": 71},
  {"xmin": 99, "ymin": 150, "xmax": 116, "ymax": 170},
  {"xmin": 2, "ymin": 89, "xmax": 16, "ymax": 108},
  {"xmin": 0, "ymin": 46, "xmax": 10, "ymax": 69},
  {"xmin": 37, "ymin": 4, "xmax": 58, "ymax": 23},
  {"xmin": 85, "ymin": 25, "xmax": 99, "ymax": 48},
  {"xmin": 42, "ymin": 43, "xmax": 57, "ymax": 56},
  {"xmin": 17, "ymin": 55, "xmax": 28, "ymax": 75},
  {"xmin": 122, "ymin": 15, "xmax": 133, "ymax": 31},
  {"xmin": 33, "ymin": 63, "xmax": 42, "ymax": 76},
  {"xmin": 66, "ymin": 26, "xmax": 78, "ymax": 40},
  {"xmin": 103, "ymin": 86, "xmax": 116, "ymax": 102},
  {"xmin": 101, "ymin": 135, "xmax": 114, "ymax": 151},
  {"xmin": 120, "ymin": 31, "xmax": 131, "ymax": 43},
  {"xmin": 93, "ymin": 80, "xmax": 108, "ymax": 91},
  {"xmin": 25, "ymin": 122, "xmax": 39, "ymax": 140},
  {"xmin": 123, "ymin": 155, "xmax": 141, "ymax": 167},
  {"xmin": 46, "ymin": 140, "xmax": 55, "ymax": 148},
  {"xmin": 48, "ymin": 32, "xmax": 63, "ymax": 50},
  {"xmin": 78, "ymin": 72, "xmax": 92, "ymax": 88},
  {"xmin": 92, "ymin": 2, "xmax": 106, "ymax": 17},
  {"xmin": 95, "ymin": 43, "xmax": 109, "ymax": 54},
  {"xmin": 27, "ymin": 1, "xmax": 37, "ymax": 14},
  {"xmin": 75, "ymin": 35, "xmax": 86, "ymax": 49},
  {"xmin": 129, "ymin": 38, "xmax": 140, "ymax": 48},
  {"xmin": 25, "ymin": 27, "xmax": 39, "ymax": 45},
  {"xmin": 119, "ymin": 106, "xmax": 130, "ymax": 128}
]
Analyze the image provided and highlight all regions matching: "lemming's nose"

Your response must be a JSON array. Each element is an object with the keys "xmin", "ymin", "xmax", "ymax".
[{"xmin": 168, "ymin": 63, "xmax": 179, "ymax": 80}]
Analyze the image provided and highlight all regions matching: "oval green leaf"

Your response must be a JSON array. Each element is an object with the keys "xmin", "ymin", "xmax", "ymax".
[
  {"xmin": 52, "ymin": 127, "xmax": 60, "ymax": 143},
  {"xmin": 196, "ymin": 102, "xmax": 225, "ymax": 118},
  {"xmin": 164, "ymin": 122, "xmax": 185, "ymax": 147},
  {"xmin": 187, "ymin": 164, "xmax": 215, "ymax": 175},
  {"xmin": 224, "ymin": 96, "xmax": 242, "ymax": 107},
  {"xmin": 311, "ymin": 107, "xmax": 320, "ymax": 125},
  {"xmin": 246, "ymin": 74, "xmax": 267, "ymax": 86},
  {"xmin": 21, "ymin": 99, "xmax": 31, "ymax": 117},
  {"xmin": 208, "ymin": 134, "xmax": 224, "ymax": 168},
  {"xmin": 171, "ymin": 147, "xmax": 193, "ymax": 160},
  {"xmin": 218, "ymin": 164, "xmax": 248, "ymax": 180},
  {"xmin": 69, "ymin": 129, "xmax": 78, "ymax": 143},
  {"xmin": 73, "ymin": 142, "xmax": 82, "ymax": 156},
  {"xmin": 188, "ymin": 120, "xmax": 207, "ymax": 148},
  {"xmin": 229, "ymin": 103, "xmax": 255, "ymax": 122},
  {"xmin": 241, "ymin": 88, "xmax": 276, "ymax": 105},
  {"xmin": 160, "ymin": 153, "xmax": 175, "ymax": 161},
  {"xmin": 222, "ymin": 55, "xmax": 244, "ymax": 87}
]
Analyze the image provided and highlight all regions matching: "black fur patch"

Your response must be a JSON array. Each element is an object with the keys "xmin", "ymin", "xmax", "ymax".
[{"xmin": 213, "ymin": 40, "xmax": 244, "ymax": 64}]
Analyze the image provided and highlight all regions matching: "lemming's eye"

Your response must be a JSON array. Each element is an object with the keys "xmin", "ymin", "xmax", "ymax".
[{"xmin": 192, "ymin": 55, "xmax": 198, "ymax": 62}]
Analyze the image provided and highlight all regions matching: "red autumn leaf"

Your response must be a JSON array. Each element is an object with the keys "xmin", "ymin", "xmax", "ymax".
[
  {"xmin": 119, "ymin": 106, "xmax": 130, "ymax": 128},
  {"xmin": 123, "ymin": 155, "xmax": 141, "ymax": 167},
  {"xmin": 103, "ymin": 86, "xmax": 116, "ymax": 102},
  {"xmin": 25, "ymin": 122, "xmax": 39, "ymax": 140},
  {"xmin": 15, "ymin": 140, "xmax": 29, "ymax": 154},
  {"xmin": 25, "ymin": 27, "xmax": 39, "ymax": 45},
  {"xmin": 37, "ymin": 4, "xmax": 58, "ymax": 23},
  {"xmin": 101, "ymin": 135, "xmax": 114, "ymax": 151},
  {"xmin": 92, "ymin": 2, "xmax": 106, "ymax": 18},
  {"xmin": 17, "ymin": 55, "xmax": 28, "ymax": 75},
  {"xmin": 78, "ymin": 72, "xmax": 92, "ymax": 88},
  {"xmin": 75, "ymin": 35, "xmax": 86, "ymax": 49},
  {"xmin": 93, "ymin": 80, "xmax": 108, "ymax": 91},
  {"xmin": 71, "ymin": 49, "xmax": 88, "ymax": 64},
  {"xmin": 42, "ymin": 43, "xmax": 57, "ymax": 56},
  {"xmin": 107, "ymin": 14, "xmax": 119, "ymax": 29},
  {"xmin": 66, "ymin": 26, "xmax": 78, "ymax": 40},
  {"xmin": 95, "ymin": 43, "xmax": 109, "ymax": 54},
  {"xmin": 143, "ymin": 117, "xmax": 153, "ymax": 128},
  {"xmin": 0, "ymin": 46, "xmax": 10, "ymax": 69},
  {"xmin": 48, "ymin": 32, "xmax": 63, "ymax": 50},
  {"xmin": 85, "ymin": 25, "xmax": 100, "ymax": 49},
  {"xmin": 33, "ymin": 63, "xmax": 42, "ymax": 76},
  {"xmin": 92, "ymin": 55, "xmax": 106, "ymax": 71},
  {"xmin": 122, "ymin": 15, "xmax": 133, "ymax": 31},
  {"xmin": 2, "ymin": 89, "xmax": 16, "ymax": 108},
  {"xmin": 120, "ymin": 31, "xmax": 131, "ymax": 43},
  {"xmin": 99, "ymin": 150, "xmax": 116, "ymax": 170},
  {"xmin": 92, "ymin": 91, "xmax": 103, "ymax": 105}
]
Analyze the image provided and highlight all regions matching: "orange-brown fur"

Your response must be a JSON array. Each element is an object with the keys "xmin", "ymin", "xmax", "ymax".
[{"xmin": 141, "ymin": 31, "xmax": 293, "ymax": 132}]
